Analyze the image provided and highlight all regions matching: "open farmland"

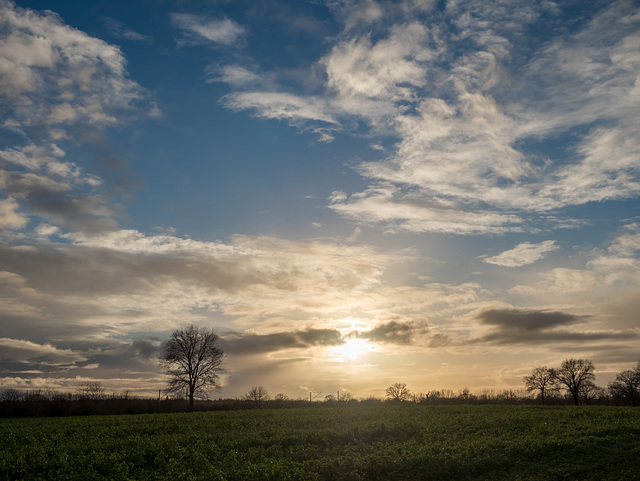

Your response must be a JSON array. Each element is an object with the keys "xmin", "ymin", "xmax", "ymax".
[{"xmin": 2, "ymin": 405, "xmax": 639, "ymax": 480}]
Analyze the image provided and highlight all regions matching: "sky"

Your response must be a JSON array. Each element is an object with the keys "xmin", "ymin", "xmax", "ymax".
[{"xmin": 1, "ymin": 0, "xmax": 639, "ymax": 400}]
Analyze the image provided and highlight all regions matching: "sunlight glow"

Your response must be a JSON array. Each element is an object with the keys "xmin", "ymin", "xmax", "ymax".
[{"xmin": 331, "ymin": 338, "xmax": 371, "ymax": 361}]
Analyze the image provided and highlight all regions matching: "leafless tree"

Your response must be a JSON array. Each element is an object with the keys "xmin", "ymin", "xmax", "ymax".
[
  {"xmin": 552, "ymin": 358, "xmax": 595, "ymax": 405},
  {"xmin": 608, "ymin": 361, "xmax": 640, "ymax": 406},
  {"xmin": 244, "ymin": 386, "xmax": 270, "ymax": 407},
  {"xmin": 75, "ymin": 381, "xmax": 106, "ymax": 400},
  {"xmin": 385, "ymin": 382, "xmax": 411, "ymax": 402},
  {"xmin": 523, "ymin": 366, "xmax": 556, "ymax": 404},
  {"xmin": 160, "ymin": 324, "xmax": 225, "ymax": 409},
  {"xmin": 580, "ymin": 381, "xmax": 604, "ymax": 405}
]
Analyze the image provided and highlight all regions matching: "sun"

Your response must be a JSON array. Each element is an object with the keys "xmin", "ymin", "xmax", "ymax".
[{"xmin": 332, "ymin": 338, "xmax": 370, "ymax": 361}]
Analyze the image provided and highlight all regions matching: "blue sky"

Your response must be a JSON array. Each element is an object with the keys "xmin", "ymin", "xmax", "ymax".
[{"xmin": 1, "ymin": 0, "xmax": 639, "ymax": 399}]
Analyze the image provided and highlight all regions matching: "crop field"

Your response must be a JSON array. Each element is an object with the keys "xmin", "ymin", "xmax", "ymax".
[{"xmin": 1, "ymin": 405, "xmax": 639, "ymax": 480}]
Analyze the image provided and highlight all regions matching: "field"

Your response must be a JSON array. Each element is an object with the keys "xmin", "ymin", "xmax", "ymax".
[{"xmin": 2, "ymin": 405, "xmax": 639, "ymax": 480}]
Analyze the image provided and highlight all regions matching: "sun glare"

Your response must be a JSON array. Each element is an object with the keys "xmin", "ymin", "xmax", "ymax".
[{"xmin": 332, "ymin": 338, "xmax": 370, "ymax": 361}]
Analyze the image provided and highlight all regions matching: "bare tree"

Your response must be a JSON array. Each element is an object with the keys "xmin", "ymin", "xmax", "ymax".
[
  {"xmin": 552, "ymin": 358, "xmax": 595, "ymax": 405},
  {"xmin": 580, "ymin": 381, "xmax": 604, "ymax": 405},
  {"xmin": 75, "ymin": 381, "xmax": 106, "ymax": 400},
  {"xmin": 523, "ymin": 366, "xmax": 556, "ymax": 404},
  {"xmin": 160, "ymin": 324, "xmax": 225, "ymax": 409},
  {"xmin": 385, "ymin": 382, "xmax": 411, "ymax": 402},
  {"xmin": 244, "ymin": 386, "xmax": 270, "ymax": 408},
  {"xmin": 608, "ymin": 362, "xmax": 640, "ymax": 406}
]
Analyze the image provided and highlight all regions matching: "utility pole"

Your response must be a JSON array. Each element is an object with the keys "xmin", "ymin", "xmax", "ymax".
[{"xmin": 337, "ymin": 391, "xmax": 340, "ymax": 402}]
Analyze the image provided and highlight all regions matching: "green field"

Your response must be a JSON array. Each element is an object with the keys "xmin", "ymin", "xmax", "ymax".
[{"xmin": 2, "ymin": 405, "xmax": 639, "ymax": 480}]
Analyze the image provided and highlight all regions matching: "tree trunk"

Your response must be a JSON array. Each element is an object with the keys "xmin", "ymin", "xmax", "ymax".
[{"xmin": 572, "ymin": 390, "xmax": 580, "ymax": 405}]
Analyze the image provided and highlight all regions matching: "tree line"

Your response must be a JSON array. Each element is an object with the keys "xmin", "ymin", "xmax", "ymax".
[{"xmin": 522, "ymin": 358, "xmax": 640, "ymax": 406}]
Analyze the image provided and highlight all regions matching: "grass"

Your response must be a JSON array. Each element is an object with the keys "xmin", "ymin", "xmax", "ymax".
[{"xmin": 1, "ymin": 405, "xmax": 639, "ymax": 480}]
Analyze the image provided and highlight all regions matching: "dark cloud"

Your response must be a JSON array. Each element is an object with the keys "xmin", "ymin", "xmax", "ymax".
[
  {"xmin": 473, "ymin": 308, "xmax": 637, "ymax": 346},
  {"xmin": 221, "ymin": 328, "xmax": 344, "ymax": 355},
  {"xmin": 0, "ymin": 168, "xmax": 118, "ymax": 233},
  {"xmin": 132, "ymin": 338, "xmax": 162, "ymax": 359},
  {"xmin": 477, "ymin": 309, "xmax": 584, "ymax": 331},
  {"xmin": 359, "ymin": 320, "xmax": 427, "ymax": 344}
]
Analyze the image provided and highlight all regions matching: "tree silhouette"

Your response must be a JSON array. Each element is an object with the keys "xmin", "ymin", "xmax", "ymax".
[
  {"xmin": 552, "ymin": 358, "xmax": 595, "ymax": 405},
  {"xmin": 75, "ymin": 381, "xmax": 106, "ymax": 400},
  {"xmin": 244, "ymin": 386, "xmax": 270, "ymax": 408},
  {"xmin": 385, "ymin": 382, "xmax": 411, "ymax": 402},
  {"xmin": 160, "ymin": 324, "xmax": 225, "ymax": 409},
  {"xmin": 608, "ymin": 361, "xmax": 640, "ymax": 406},
  {"xmin": 523, "ymin": 366, "xmax": 556, "ymax": 404}
]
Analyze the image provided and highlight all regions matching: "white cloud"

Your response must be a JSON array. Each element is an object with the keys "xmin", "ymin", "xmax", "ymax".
[
  {"xmin": 214, "ymin": 0, "xmax": 640, "ymax": 235},
  {"xmin": 0, "ymin": 1, "xmax": 142, "ymax": 117},
  {"xmin": 322, "ymin": 23, "xmax": 430, "ymax": 102},
  {"xmin": 0, "ymin": 197, "xmax": 27, "ymax": 231},
  {"xmin": 171, "ymin": 13, "xmax": 245, "ymax": 46},
  {"xmin": 207, "ymin": 65, "xmax": 260, "ymax": 87},
  {"xmin": 0, "ymin": 338, "xmax": 87, "ymax": 366},
  {"xmin": 0, "ymin": 1, "xmax": 146, "ymax": 234},
  {"xmin": 483, "ymin": 240, "xmax": 559, "ymax": 267},
  {"xmin": 221, "ymin": 91, "xmax": 338, "ymax": 136},
  {"xmin": 329, "ymin": 183, "xmax": 523, "ymax": 235}
]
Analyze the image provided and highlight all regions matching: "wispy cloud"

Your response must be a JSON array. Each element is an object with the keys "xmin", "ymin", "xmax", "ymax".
[
  {"xmin": 211, "ymin": 0, "xmax": 640, "ymax": 234},
  {"xmin": 207, "ymin": 65, "xmax": 261, "ymax": 87},
  {"xmin": 222, "ymin": 91, "xmax": 339, "ymax": 141},
  {"xmin": 171, "ymin": 13, "xmax": 245, "ymax": 46},
  {"xmin": 101, "ymin": 17, "xmax": 152, "ymax": 42},
  {"xmin": 483, "ymin": 240, "xmax": 559, "ymax": 267}
]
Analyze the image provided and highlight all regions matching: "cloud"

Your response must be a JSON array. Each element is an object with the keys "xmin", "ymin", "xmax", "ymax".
[
  {"xmin": 171, "ymin": 13, "xmax": 245, "ymax": 46},
  {"xmin": 207, "ymin": 65, "xmax": 261, "ymax": 87},
  {"xmin": 132, "ymin": 338, "xmax": 162, "ymax": 359},
  {"xmin": 471, "ymin": 308, "xmax": 637, "ymax": 346},
  {"xmin": 0, "ymin": 1, "xmax": 146, "ymax": 234},
  {"xmin": 221, "ymin": 328, "xmax": 344, "ymax": 355},
  {"xmin": 0, "ymin": 1, "xmax": 142, "ymax": 115},
  {"xmin": 328, "ymin": 183, "xmax": 523, "ymax": 235},
  {"xmin": 214, "ymin": 0, "xmax": 640, "ymax": 234},
  {"xmin": 0, "ymin": 197, "xmax": 27, "ymax": 231},
  {"xmin": 0, "ymin": 338, "xmax": 87, "ymax": 368},
  {"xmin": 358, "ymin": 320, "xmax": 428, "ymax": 344},
  {"xmin": 483, "ymin": 240, "xmax": 559, "ymax": 267},
  {"xmin": 221, "ymin": 91, "xmax": 338, "ymax": 139},
  {"xmin": 477, "ymin": 309, "xmax": 583, "ymax": 331},
  {"xmin": 101, "ymin": 17, "xmax": 152, "ymax": 42}
]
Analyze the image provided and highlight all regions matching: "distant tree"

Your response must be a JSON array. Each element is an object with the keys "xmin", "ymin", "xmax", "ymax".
[
  {"xmin": 552, "ymin": 358, "xmax": 595, "ymax": 405},
  {"xmin": 580, "ymin": 381, "xmax": 604, "ymax": 405},
  {"xmin": 608, "ymin": 362, "xmax": 640, "ymax": 406},
  {"xmin": 385, "ymin": 382, "xmax": 411, "ymax": 402},
  {"xmin": 160, "ymin": 324, "xmax": 225, "ymax": 409},
  {"xmin": 339, "ymin": 391, "xmax": 354, "ymax": 402},
  {"xmin": 75, "ymin": 381, "xmax": 106, "ymax": 400},
  {"xmin": 244, "ymin": 386, "xmax": 270, "ymax": 407},
  {"xmin": 459, "ymin": 388, "xmax": 472, "ymax": 401},
  {"xmin": 523, "ymin": 366, "xmax": 556, "ymax": 404},
  {"xmin": 274, "ymin": 393, "xmax": 290, "ymax": 402},
  {"xmin": 324, "ymin": 393, "xmax": 336, "ymax": 402}
]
